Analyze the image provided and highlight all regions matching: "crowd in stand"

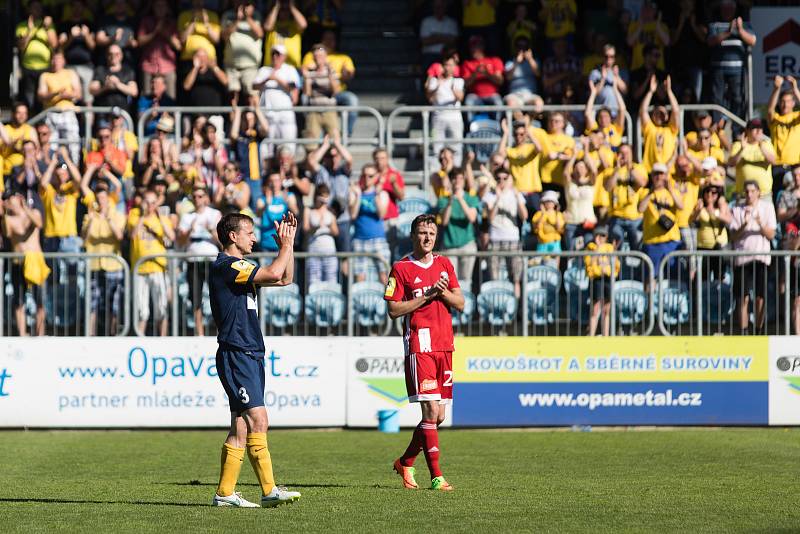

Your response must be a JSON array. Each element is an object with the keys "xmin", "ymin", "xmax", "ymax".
[{"xmin": 2, "ymin": 0, "xmax": 800, "ymax": 337}]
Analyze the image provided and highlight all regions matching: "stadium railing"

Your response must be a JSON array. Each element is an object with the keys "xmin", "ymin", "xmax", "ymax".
[
  {"xmin": 27, "ymin": 107, "xmax": 136, "ymax": 151},
  {"xmin": 131, "ymin": 251, "xmax": 392, "ymax": 337},
  {"xmin": 0, "ymin": 252, "xmax": 131, "ymax": 337},
  {"xmin": 386, "ymin": 105, "xmax": 635, "ymax": 190},
  {"xmin": 657, "ymin": 249, "xmax": 800, "ymax": 337},
  {"xmin": 136, "ymin": 105, "xmax": 385, "ymax": 160}
]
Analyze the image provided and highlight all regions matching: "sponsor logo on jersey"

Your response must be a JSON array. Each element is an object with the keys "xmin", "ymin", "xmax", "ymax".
[
  {"xmin": 428, "ymin": 446, "xmax": 439, "ymax": 453},
  {"xmin": 420, "ymin": 378, "xmax": 438, "ymax": 392},
  {"xmin": 413, "ymin": 276, "xmax": 422, "ymax": 284},
  {"xmin": 384, "ymin": 276, "xmax": 397, "ymax": 297}
]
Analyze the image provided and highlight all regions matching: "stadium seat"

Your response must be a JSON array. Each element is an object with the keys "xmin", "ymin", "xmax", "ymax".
[
  {"xmin": 658, "ymin": 280, "xmax": 691, "ymax": 327},
  {"xmin": 398, "ymin": 197, "xmax": 432, "ymax": 215},
  {"xmin": 465, "ymin": 119, "xmax": 501, "ymax": 163},
  {"xmin": 305, "ymin": 282, "xmax": 346, "ymax": 328},
  {"xmin": 262, "ymin": 283, "xmax": 302, "ymax": 329},
  {"xmin": 564, "ymin": 264, "xmax": 591, "ymax": 324},
  {"xmin": 703, "ymin": 280, "xmax": 734, "ymax": 326},
  {"xmin": 452, "ymin": 281, "xmax": 475, "ymax": 327},
  {"xmin": 350, "ymin": 281, "xmax": 387, "ymax": 328},
  {"xmin": 477, "ymin": 280, "xmax": 517, "ymax": 327},
  {"xmin": 526, "ymin": 282, "xmax": 555, "ymax": 326},
  {"xmin": 612, "ymin": 280, "xmax": 648, "ymax": 329}
]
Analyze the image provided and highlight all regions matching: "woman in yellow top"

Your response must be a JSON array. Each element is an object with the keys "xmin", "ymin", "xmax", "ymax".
[
  {"xmin": 178, "ymin": 0, "xmax": 221, "ymax": 62},
  {"xmin": 531, "ymin": 190, "xmax": 565, "ymax": 268},
  {"xmin": 728, "ymin": 118, "xmax": 777, "ymax": 197},
  {"xmin": 601, "ymin": 144, "xmax": 647, "ymax": 249},
  {"xmin": 690, "ymin": 182, "xmax": 731, "ymax": 282},
  {"xmin": 637, "ymin": 163, "xmax": 683, "ymax": 275},
  {"xmin": 539, "ymin": 111, "xmax": 575, "ymax": 192},
  {"xmin": 640, "ymin": 74, "xmax": 680, "ymax": 172},
  {"xmin": 263, "ymin": 0, "xmax": 307, "ymax": 67},
  {"xmin": 15, "ymin": 1, "xmax": 58, "ymax": 109},
  {"xmin": 584, "ymin": 226, "xmax": 619, "ymax": 336},
  {"xmin": 766, "ymin": 75, "xmax": 800, "ymax": 169}
]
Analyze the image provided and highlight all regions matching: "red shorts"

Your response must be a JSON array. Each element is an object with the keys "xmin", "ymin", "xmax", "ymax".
[{"xmin": 405, "ymin": 351, "xmax": 453, "ymax": 404}]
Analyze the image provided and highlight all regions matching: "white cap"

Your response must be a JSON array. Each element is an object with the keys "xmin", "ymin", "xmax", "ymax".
[
  {"xmin": 701, "ymin": 157, "xmax": 718, "ymax": 171},
  {"xmin": 651, "ymin": 163, "xmax": 669, "ymax": 174},
  {"xmin": 541, "ymin": 190, "xmax": 560, "ymax": 206},
  {"xmin": 271, "ymin": 43, "xmax": 287, "ymax": 55}
]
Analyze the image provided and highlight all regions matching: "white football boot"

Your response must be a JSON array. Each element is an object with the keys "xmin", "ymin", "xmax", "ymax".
[
  {"xmin": 260, "ymin": 486, "xmax": 301, "ymax": 508},
  {"xmin": 212, "ymin": 492, "xmax": 260, "ymax": 507}
]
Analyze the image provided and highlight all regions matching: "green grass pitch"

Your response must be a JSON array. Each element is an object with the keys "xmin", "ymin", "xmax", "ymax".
[{"xmin": 1, "ymin": 428, "xmax": 798, "ymax": 532}]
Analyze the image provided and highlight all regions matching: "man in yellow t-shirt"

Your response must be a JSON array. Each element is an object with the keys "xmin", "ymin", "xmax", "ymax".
[
  {"xmin": 301, "ymin": 31, "xmax": 358, "ymax": 135},
  {"xmin": 640, "ymin": 74, "xmax": 679, "ymax": 172},
  {"xmin": 672, "ymin": 156, "xmax": 701, "ymax": 253},
  {"xmin": 638, "ymin": 163, "xmax": 683, "ymax": 273},
  {"xmin": 2, "ymin": 103, "xmax": 39, "ymax": 177},
  {"xmin": 729, "ymin": 118, "xmax": 777, "ymax": 197},
  {"xmin": 37, "ymin": 51, "xmax": 82, "ymax": 163},
  {"xmin": 499, "ymin": 117, "xmax": 546, "ymax": 214},
  {"xmin": 687, "ymin": 128, "xmax": 727, "ymax": 168},
  {"xmin": 626, "ymin": 3, "xmax": 669, "ymax": 71},
  {"xmin": 539, "ymin": 0, "xmax": 577, "ymax": 40},
  {"xmin": 15, "ymin": 2, "xmax": 57, "ymax": 109},
  {"xmin": 767, "ymin": 75, "xmax": 800, "ymax": 187},
  {"xmin": 38, "ymin": 148, "xmax": 82, "ymax": 252},
  {"xmin": 539, "ymin": 112, "xmax": 575, "ymax": 190},
  {"xmin": 178, "ymin": 2, "xmax": 221, "ymax": 62},
  {"xmin": 601, "ymin": 144, "xmax": 647, "ymax": 250},
  {"xmin": 128, "ymin": 189, "xmax": 176, "ymax": 336}
]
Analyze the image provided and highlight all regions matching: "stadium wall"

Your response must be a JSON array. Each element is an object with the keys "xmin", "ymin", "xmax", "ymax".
[{"xmin": 0, "ymin": 337, "xmax": 796, "ymax": 428}]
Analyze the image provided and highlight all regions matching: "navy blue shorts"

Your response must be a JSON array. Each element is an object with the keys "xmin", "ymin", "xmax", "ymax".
[{"xmin": 216, "ymin": 348, "xmax": 266, "ymax": 414}]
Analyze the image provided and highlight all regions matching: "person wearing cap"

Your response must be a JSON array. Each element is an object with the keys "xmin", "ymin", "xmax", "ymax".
[
  {"xmin": 2, "ymin": 187, "xmax": 47, "ymax": 336},
  {"xmin": 461, "ymin": 35, "xmax": 504, "ymax": 122},
  {"xmin": 601, "ymin": 143, "xmax": 647, "ymax": 250},
  {"xmin": 138, "ymin": 75, "xmax": 177, "ymax": 136},
  {"xmin": 263, "ymin": 0, "xmax": 307, "ymax": 68},
  {"xmin": 640, "ymin": 74, "xmax": 679, "ymax": 173},
  {"xmin": 37, "ymin": 50, "xmax": 82, "ymax": 164},
  {"xmin": 532, "ymin": 189, "xmax": 566, "ymax": 267},
  {"xmin": 253, "ymin": 43, "xmax": 300, "ymax": 157},
  {"xmin": 728, "ymin": 118, "xmax": 776, "ymax": 198},
  {"xmin": 585, "ymin": 69, "xmax": 626, "ymax": 149},
  {"xmin": 584, "ymin": 225, "xmax": 619, "ymax": 337},
  {"xmin": 728, "ymin": 179, "xmax": 776, "ymax": 333},
  {"xmin": 81, "ymin": 177, "xmax": 126, "ymax": 335},
  {"xmin": 498, "ymin": 115, "xmax": 545, "ymax": 216},
  {"xmin": 637, "ymin": 162, "xmax": 683, "ymax": 274},
  {"xmin": 767, "ymin": 75, "xmax": 800, "ymax": 191}
]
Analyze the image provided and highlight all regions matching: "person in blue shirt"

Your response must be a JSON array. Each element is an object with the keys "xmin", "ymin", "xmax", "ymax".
[
  {"xmin": 349, "ymin": 163, "xmax": 390, "ymax": 283},
  {"xmin": 255, "ymin": 171, "xmax": 299, "ymax": 252},
  {"xmin": 209, "ymin": 211, "xmax": 302, "ymax": 508}
]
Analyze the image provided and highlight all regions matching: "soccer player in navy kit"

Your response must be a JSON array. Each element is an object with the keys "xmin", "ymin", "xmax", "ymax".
[{"xmin": 210, "ymin": 211, "xmax": 301, "ymax": 508}]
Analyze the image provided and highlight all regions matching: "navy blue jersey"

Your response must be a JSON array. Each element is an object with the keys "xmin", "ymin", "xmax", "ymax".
[{"xmin": 209, "ymin": 252, "xmax": 265, "ymax": 354}]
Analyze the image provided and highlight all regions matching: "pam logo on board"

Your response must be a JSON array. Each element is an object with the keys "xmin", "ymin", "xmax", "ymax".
[
  {"xmin": 355, "ymin": 357, "xmax": 407, "ymax": 406},
  {"xmin": 775, "ymin": 356, "xmax": 800, "ymax": 395}
]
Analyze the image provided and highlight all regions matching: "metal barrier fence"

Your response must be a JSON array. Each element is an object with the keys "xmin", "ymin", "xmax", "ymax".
[
  {"xmin": 434, "ymin": 250, "xmax": 655, "ymax": 337},
  {"xmin": 131, "ymin": 251, "xmax": 392, "ymax": 337},
  {"xmin": 657, "ymin": 250, "xmax": 800, "ymax": 337},
  {"xmin": 0, "ymin": 252, "xmax": 130, "ymax": 337},
  {"xmin": 386, "ymin": 105, "xmax": 635, "ymax": 190},
  {"xmin": 27, "ymin": 107, "xmax": 136, "ymax": 151},
  {"xmin": 136, "ymin": 105, "xmax": 385, "ymax": 160}
]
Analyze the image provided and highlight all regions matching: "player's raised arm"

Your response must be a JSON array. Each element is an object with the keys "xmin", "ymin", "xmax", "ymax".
[{"xmin": 252, "ymin": 213, "xmax": 297, "ymax": 286}]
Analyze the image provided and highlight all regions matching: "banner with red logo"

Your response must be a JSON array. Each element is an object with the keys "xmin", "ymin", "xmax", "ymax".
[{"xmin": 752, "ymin": 8, "xmax": 800, "ymax": 107}]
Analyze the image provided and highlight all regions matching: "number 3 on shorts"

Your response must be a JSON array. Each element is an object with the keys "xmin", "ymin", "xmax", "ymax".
[
  {"xmin": 239, "ymin": 387, "xmax": 249, "ymax": 404},
  {"xmin": 443, "ymin": 371, "xmax": 453, "ymax": 387}
]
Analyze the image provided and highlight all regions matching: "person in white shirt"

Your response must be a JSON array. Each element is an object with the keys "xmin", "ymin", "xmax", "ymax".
[
  {"xmin": 483, "ymin": 167, "xmax": 528, "ymax": 297},
  {"xmin": 177, "ymin": 186, "xmax": 222, "ymax": 335},
  {"xmin": 425, "ymin": 52, "xmax": 464, "ymax": 166},
  {"xmin": 253, "ymin": 43, "xmax": 300, "ymax": 156},
  {"xmin": 419, "ymin": 0, "xmax": 459, "ymax": 71}
]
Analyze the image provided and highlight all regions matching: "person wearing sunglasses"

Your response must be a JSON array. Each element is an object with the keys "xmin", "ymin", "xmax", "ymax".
[{"xmin": 691, "ymin": 181, "xmax": 731, "ymax": 283}]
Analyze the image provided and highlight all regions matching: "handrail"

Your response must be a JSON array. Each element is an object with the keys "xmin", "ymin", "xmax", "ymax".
[
  {"xmin": 656, "ymin": 249, "xmax": 798, "ymax": 336},
  {"xmin": 387, "ymin": 104, "xmax": 634, "ymax": 191},
  {"xmin": 27, "ymin": 106, "xmax": 136, "ymax": 151},
  {"xmin": 136, "ymin": 105, "xmax": 385, "ymax": 160},
  {"xmin": 131, "ymin": 251, "xmax": 392, "ymax": 337},
  {"xmin": 0, "ymin": 252, "xmax": 130, "ymax": 337}
]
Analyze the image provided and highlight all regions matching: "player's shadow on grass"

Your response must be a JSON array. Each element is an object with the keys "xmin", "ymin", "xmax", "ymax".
[
  {"xmin": 160, "ymin": 480, "xmax": 353, "ymax": 489},
  {"xmin": 0, "ymin": 497, "xmax": 202, "ymax": 507}
]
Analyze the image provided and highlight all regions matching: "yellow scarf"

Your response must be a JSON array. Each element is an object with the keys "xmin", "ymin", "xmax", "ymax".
[{"xmin": 24, "ymin": 251, "xmax": 51, "ymax": 286}]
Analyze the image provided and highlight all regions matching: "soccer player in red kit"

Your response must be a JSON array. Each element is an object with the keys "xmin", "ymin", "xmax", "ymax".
[{"xmin": 384, "ymin": 214, "xmax": 465, "ymax": 491}]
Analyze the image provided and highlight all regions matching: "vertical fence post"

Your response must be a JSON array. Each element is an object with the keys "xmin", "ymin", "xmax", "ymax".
[
  {"xmin": 422, "ymin": 111, "xmax": 431, "ymax": 192},
  {"xmin": 347, "ymin": 257, "xmax": 354, "ymax": 337},
  {"xmin": 522, "ymin": 254, "xmax": 529, "ymax": 337},
  {"xmin": 609, "ymin": 255, "xmax": 617, "ymax": 336},
  {"xmin": 170, "ymin": 259, "xmax": 179, "ymax": 337},
  {"xmin": 84, "ymin": 259, "xmax": 91, "ymax": 337},
  {"xmin": 0, "ymin": 258, "xmax": 4, "ymax": 336},
  {"xmin": 696, "ymin": 252, "xmax": 703, "ymax": 336},
  {"xmin": 785, "ymin": 255, "xmax": 791, "ymax": 335}
]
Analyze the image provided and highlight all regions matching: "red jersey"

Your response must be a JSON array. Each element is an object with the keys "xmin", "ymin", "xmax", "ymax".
[
  {"xmin": 380, "ymin": 168, "xmax": 405, "ymax": 220},
  {"xmin": 460, "ymin": 57, "xmax": 503, "ymax": 97},
  {"xmin": 384, "ymin": 254, "xmax": 459, "ymax": 355}
]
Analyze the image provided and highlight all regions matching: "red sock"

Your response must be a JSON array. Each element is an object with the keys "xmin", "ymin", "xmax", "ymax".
[
  {"xmin": 419, "ymin": 419, "xmax": 442, "ymax": 478},
  {"xmin": 399, "ymin": 424, "xmax": 423, "ymax": 467}
]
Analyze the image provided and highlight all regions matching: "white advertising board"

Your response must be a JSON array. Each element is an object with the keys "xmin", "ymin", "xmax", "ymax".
[
  {"xmin": 345, "ymin": 338, "xmax": 452, "ymax": 428},
  {"xmin": 0, "ymin": 338, "xmax": 346, "ymax": 427},
  {"xmin": 768, "ymin": 336, "xmax": 800, "ymax": 425},
  {"xmin": 751, "ymin": 8, "xmax": 800, "ymax": 107}
]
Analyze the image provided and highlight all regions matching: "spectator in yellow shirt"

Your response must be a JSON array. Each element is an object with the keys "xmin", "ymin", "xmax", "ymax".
[
  {"xmin": 602, "ymin": 144, "xmax": 647, "ymax": 250},
  {"xmin": 2, "ymin": 103, "xmax": 39, "ymax": 178},
  {"xmin": 672, "ymin": 155, "xmax": 701, "ymax": 255},
  {"xmin": 627, "ymin": 2, "xmax": 669, "ymax": 71},
  {"xmin": 39, "ymin": 147, "xmax": 82, "ymax": 253},
  {"xmin": 264, "ymin": 0, "xmax": 307, "ymax": 68},
  {"xmin": 585, "ymin": 74, "xmax": 627, "ymax": 150},
  {"xmin": 767, "ymin": 75, "xmax": 800, "ymax": 189},
  {"xmin": 539, "ymin": 111, "xmax": 575, "ymax": 196},
  {"xmin": 498, "ymin": 115, "xmax": 545, "ymax": 216},
  {"xmin": 637, "ymin": 163, "xmax": 684, "ymax": 274},
  {"xmin": 15, "ymin": 0, "xmax": 58, "ymax": 110},
  {"xmin": 129, "ymin": 189, "xmax": 176, "ymax": 336},
  {"xmin": 531, "ymin": 190, "xmax": 565, "ymax": 268},
  {"xmin": 584, "ymin": 226, "xmax": 619, "ymax": 336},
  {"xmin": 178, "ymin": 0, "xmax": 221, "ymax": 76},
  {"xmin": 686, "ymin": 128, "xmax": 727, "ymax": 169},
  {"xmin": 640, "ymin": 74, "xmax": 680, "ymax": 172},
  {"xmin": 462, "ymin": 0, "xmax": 499, "ymax": 54},
  {"xmin": 37, "ymin": 51, "xmax": 82, "ymax": 164},
  {"xmin": 728, "ymin": 118, "xmax": 777, "ymax": 198},
  {"xmin": 539, "ymin": 0, "xmax": 577, "ymax": 42}
]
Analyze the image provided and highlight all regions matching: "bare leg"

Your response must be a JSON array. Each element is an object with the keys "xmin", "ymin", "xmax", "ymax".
[
  {"xmin": 14, "ymin": 305, "xmax": 27, "ymax": 336},
  {"xmin": 194, "ymin": 308, "xmax": 205, "ymax": 336},
  {"xmin": 739, "ymin": 295, "xmax": 750, "ymax": 331},
  {"xmin": 601, "ymin": 301, "xmax": 611, "ymax": 336},
  {"xmin": 588, "ymin": 301, "xmax": 601, "ymax": 336},
  {"xmin": 35, "ymin": 306, "xmax": 45, "ymax": 336}
]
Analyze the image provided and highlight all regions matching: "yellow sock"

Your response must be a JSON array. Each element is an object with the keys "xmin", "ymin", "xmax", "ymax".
[
  {"xmin": 246, "ymin": 433, "xmax": 275, "ymax": 496},
  {"xmin": 216, "ymin": 443, "xmax": 245, "ymax": 497}
]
